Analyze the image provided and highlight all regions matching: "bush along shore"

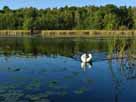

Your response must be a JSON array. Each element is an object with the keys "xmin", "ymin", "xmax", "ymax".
[{"xmin": 0, "ymin": 30, "xmax": 136, "ymax": 37}]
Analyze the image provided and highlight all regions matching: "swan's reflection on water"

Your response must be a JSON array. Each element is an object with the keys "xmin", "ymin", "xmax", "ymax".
[{"xmin": 81, "ymin": 61, "xmax": 93, "ymax": 71}]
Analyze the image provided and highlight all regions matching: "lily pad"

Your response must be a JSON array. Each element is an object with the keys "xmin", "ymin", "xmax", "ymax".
[
  {"xmin": 48, "ymin": 80, "xmax": 58, "ymax": 87},
  {"xmin": 74, "ymin": 88, "xmax": 87, "ymax": 94},
  {"xmin": 72, "ymin": 71, "xmax": 81, "ymax": 76}
]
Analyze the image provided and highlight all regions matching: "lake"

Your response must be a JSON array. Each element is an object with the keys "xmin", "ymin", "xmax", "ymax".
[{"xmin": 0, "ymin": 37, "xmax": 135, "ymax": 102}]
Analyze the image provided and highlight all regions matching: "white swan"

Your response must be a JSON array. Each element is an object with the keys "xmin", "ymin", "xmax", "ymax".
[{"xmin": 81, "ymin": 53, "xmax": 92, "ymax": 63}]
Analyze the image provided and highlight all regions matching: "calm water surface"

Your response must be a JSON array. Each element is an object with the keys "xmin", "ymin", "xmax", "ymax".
[{"xmin": 0, "ymin": 37, "xmax": 136, "ymax": 102}]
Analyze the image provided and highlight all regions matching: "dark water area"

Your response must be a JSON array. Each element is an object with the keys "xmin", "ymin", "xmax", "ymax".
[{"xmin": 0, "ymin": 37, "xmax": 135, "ymax": 102}]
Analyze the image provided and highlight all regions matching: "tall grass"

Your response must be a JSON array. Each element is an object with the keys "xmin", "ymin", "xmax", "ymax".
[
  {"xmin": 117, "ymin": 39, "xmax": 126, "ymax": 58},
  {"xmin": 107, "ymin": 36, "xmax": 117, "ymax": 59},
  {"xmin": 107, "ymin": 37, "xmax": 136, "ymax": 59},
  {"xmin": 129, "ymin": 39, "xmax": 136, "ymax": 58}
]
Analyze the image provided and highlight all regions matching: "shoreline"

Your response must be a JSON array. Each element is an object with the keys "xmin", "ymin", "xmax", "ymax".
[{"xmin": 0, "ymin": 30, "xmax": 136, "ymax": 37}]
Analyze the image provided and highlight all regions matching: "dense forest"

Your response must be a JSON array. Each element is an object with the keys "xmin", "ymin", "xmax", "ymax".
[{"xmin": 0, "ymin": 4, "xmax": 136, "ymax": 30}]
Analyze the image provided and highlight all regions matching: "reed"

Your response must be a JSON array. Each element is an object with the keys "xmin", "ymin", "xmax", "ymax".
[
  {"xmin": 107, "ymin": 36, "xmax": 117, "ymax": 59},
  {"xmin": 117, "ymin": 39, "xmax": 126, "ymax": 58},
  {"xmin": 129, "ymin": 39, "xmax": 136, "ymax": 58}
]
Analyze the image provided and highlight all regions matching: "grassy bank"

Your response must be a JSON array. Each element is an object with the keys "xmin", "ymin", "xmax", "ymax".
[
  {"xmin": 41, "ymin": 30, "xmax": 136, "ymax": 38},
  {"xmin": 0, "ymin": 30, "xmax": 31, "ymax": 37},
  {"xmin": 0, "ymin": 30, "xmax": 136, "ymax": 37}
]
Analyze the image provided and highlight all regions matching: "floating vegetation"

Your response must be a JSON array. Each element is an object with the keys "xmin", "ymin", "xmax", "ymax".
[
  {"xmin": 0, "ymin": 90, "xmax": 51, "ymax": 102},
  {"xmin": 13, "ymin": 68, "xmax": 21, "ymax": 72},
  {"xmin": 11, "ymin": 76, "xmax": 28, "ymax": 82},
  {"xmin": 25, "ymin": 93, "xmax": 50, "ymax": 102},
  {"xmin": 74, "ymin": 88, "xmax": 87, "ymax": 94},
  {"xmin": 48, "ymin": 80, "xmax": 59, "ymax": 87},
  {"xmin": 0, "ymin": 90, "xmax": 24, "ymax": 102},
  {"xmin": 60, "ymin": 67, "xmax": 68, "ymax": 71},
  {"xmin": 60, "ymin": 91, "xmax": 68, "ymax": 96},
  {"xmin": 17, "ymin": 100, "xmax": 29, "ymax": 102},
  {"xmin": 45, "ymin": 90, "xmax": 67, "ymax": 97},
  {"xmin": 84, "ymin": 78, "xmax": 93, "ymax": 84},
  {"xmin": 45, "ymin": 91, "xmax": 55, "ymax": 96},
  {"xmin": 8, "ymin": 67, "xmax": 21, "ymax": 72},
  {"xmin": 0, "ymin": 37, "xmax": 135, "ymax": 101},
  {"xmin": 41, "ymin": 68, "xmax": 48, "ymax": 73},
  {"xmin": 43, "ymin": 93, "xmax": 49, "ymax": 98},
  {"xmin": 107, "ymin": 37, "xmax": 116, "ymax": 59},
  {"xmin": 63, "ymin": 75, "xmax": 75, "ymax": 80},
  {"xmin": 0, "ymin": 89, "xmax": 6, "ymax": 93},
  {"xmin": 0, "ymin": 83, "xmax": 18, "ymax": 91},
  {"xmin": 25, "ymin": 79, "xmax": 41, "ymax": 90},
  {"xmin": 72, "ymin": 71, "xmax": 81, "ymax": 76},
  {"xmin": 18, "ymin": 100, "xmax": 29, "ymax": 102},
  {"xmin": 36, "ymin": 98, "xmax": 50, "ymax": 102},
  {"xmin": 48, "ymin": 85, "xmax": 66, "ymax": 91},
  {"xmin": 26, "ymin": 95, "xmax": 41, "ymax": 101},
  {"xmin": 51, "ymin": 67, "xmax": 68, "ymax": 72},
  {"xmin": 47, "ymin": 80, "xmax": 62, "ymax": 91}
]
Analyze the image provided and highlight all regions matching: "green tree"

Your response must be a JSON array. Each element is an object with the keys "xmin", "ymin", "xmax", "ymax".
[
  {"xmin": 103, "ymin": 13, "xmax": 119, "ymax": 30},
  {"xmin": 0, "ymin": 5, "xmax": 135, "ymax": 30}
]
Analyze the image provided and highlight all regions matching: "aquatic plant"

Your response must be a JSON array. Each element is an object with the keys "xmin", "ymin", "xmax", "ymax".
[
  {"xmin": 36, "ymin": 98, "xmax": 50, "ymax": 102},
  {"xmin": 50, "ymin": 67, "xmax": 68, "ymax": 73},
  {"xmin": 45, "ymin": 91, "xmax": 55, "ymax": 96},
  {"xmin": 0, "ymin": 89, "xmax": 6, "ymax": 93},
  {"xmin": 107, "ymin": 37, "xmax": 117, "ymax": 59},
  {"xmin": 84, "ymin": 78, "xmax": 93, "ymax": 84},
  {"xmin": 47, "ymin": 80, "xmax": 59, "ymax": 89},
  {"xmin": 0, "ymin": 90, "xmax": 24, "ymax": 102},
  {"xmin": 117, "ymin": 38, "xmax": 126, "ymax": 58},
  {"xmin": 25, "ymin": 79, "xmax": 41, "ymax": 90},
  {"xmin": 72, "ymin": 71, "xmax": 81, "ymax": 76},
  {"xmin": 41, "ymin": 68, "xmax": 48, "ymax": 73},
  {"xmin": 23, "ymin": 37, "xmax": 32, "ymax": 54},
  {"xmin": 25, "ymin": 93, "xmax": 50, "ymax": 102},
  {"xmin": 128, "ymin": 38, "xmax": 136, "ymax": 58},
  {"xmin": 18, "ymin": 100, "xmax": 29, "ymax": 102},
  {"xmin": 60, "ymin": 91, "xmax": 68, "ymax": 96},
  {"xmin": 48, "ymin": 80, "xmax": 58, "ymax": 85},
  {"xmin": 60, "ymin": 67, "xmax": 68, "ymax": 71},
  {"xmin": 74, "ymin": 87, "xmax": 87, "ymax": 94},
  {"xmin": 8, "ymin": 67, "xmax": 21, "ymax": 72},
  {"xmin": 63, "ymin": 75, "xmax": 75, "ymax": 80}
]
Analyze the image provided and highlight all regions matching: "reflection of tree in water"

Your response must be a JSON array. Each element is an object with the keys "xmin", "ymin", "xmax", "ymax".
[
  {"xmin": 0, "ymin": 38, "xmax": 107, "ymax": 57},
  {"xmin": 119, "ymin": 58, "xmax": 136, "ymax": 80},
  {"xmin": 108, "ymin": 60, "xmax": 124, "ymax": 102},
  {"xmin": 106, "ymin": 38, "xmax": 136, "ymax": 102},
  {"xmin": 108, "ymin": 57, "xmax": 136, "ymax": 102}
]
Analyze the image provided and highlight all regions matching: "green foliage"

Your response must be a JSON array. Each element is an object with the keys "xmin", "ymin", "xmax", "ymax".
[
  {"xmin": 0, "ymin": 5, "xmax": 136, "ymax": 30},
  {"xmin": 103, "ymin": 13, "xmax": 119, "ymax": 30}
]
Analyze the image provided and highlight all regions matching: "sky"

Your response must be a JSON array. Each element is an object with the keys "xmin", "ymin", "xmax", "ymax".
[{"xmin": 0, "ymin": 0, "xmax": 136, "ymax": 9}]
